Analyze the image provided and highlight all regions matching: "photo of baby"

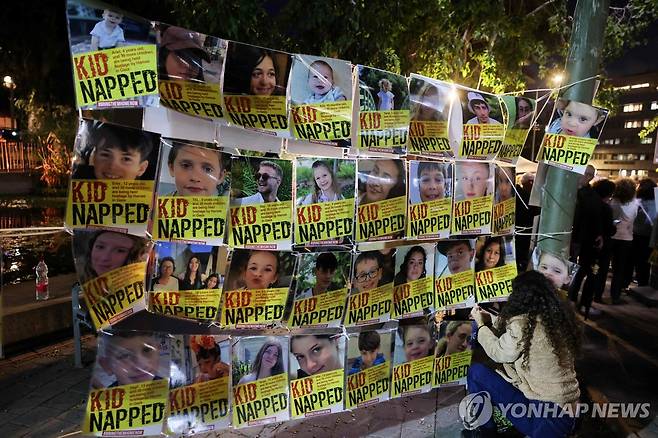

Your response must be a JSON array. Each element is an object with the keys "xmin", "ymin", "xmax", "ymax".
[
  {"xmin": 454, "ymin": 161, "xmax": 494, "ymax": 202},
  {"xmin": 530, "ymin": 247, "xmax": 579, "ymax": 291},
  {"xmin": 547, "ymin": 98, "xmax": 608, "ymax": 139},
  {"xmin": 289, "ymin": 55, "xmax": 351, "ymax": 105}
]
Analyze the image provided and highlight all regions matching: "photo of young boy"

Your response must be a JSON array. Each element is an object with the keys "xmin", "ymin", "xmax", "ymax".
[
  {"xmin": 460, "ymin": 90, "xmax": 502, "ymax": 125},
  {"xmin": 148, "ymin": 242, "xmax": 222, "ymax": 291},
  {"xmin": 71, "ymin": 120, "xmax": 160, "ymax": 181},
  {"xmin": 289, "ymin": 55, "xmax": 351, "ymax": 105},
  {"xmin": 92, "ymin": 331, "xmax": 170, "ymax": 389},
  {"xmin": 530, "ymin": 247, "xmax": 578, "ymax": 291},
  {"xmin": 409, "ymin": 161, "xmax": 452, "ymax": 204},
  {"xmin": 294, "ymin": 252, "xmax": 350, "ymax": 300},
  {"xmin": 547, "ymin": 98, "xmax": 608, "ymax": 139},
  {"xmin": 347, "ymin": 331, "xmax": 391, "ymax": 375},
  {"xmin": 156, "ymin": 139, "xmax": 230, "ymax": 196},
  {"xmin": 394, "ymin": 318, "xmax": 436, "ymax": 365},
  {"xmin": 435, "ymin": 239, "xmax": 476, "ymax": 277},
  {"xmin": 66, "ymin": 1, "xmax": 155, "ymax": 55},
  {"xmin": 351, "ymin": 250, "xmax": 393, "ymax": 294},
  {"xmin": 454, "ymin": 161, "xmax": 493, "ymax": 202}
]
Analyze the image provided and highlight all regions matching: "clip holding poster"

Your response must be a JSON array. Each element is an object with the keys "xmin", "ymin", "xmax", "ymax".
[
  {"xmin": 392, "ymin": 243, "xmax": 436, "ymax": 319},
  {"xmin": 474, "ymin": 235, "xmax": 517, "ymax": 303},
  {"xmin": 65, "ymin": 0, "xmax": 158, "ymax": 109},
  {"xmin": 433, "ymin": 320, "xmax": 473, "ymax": 388},
  {"xmin": 228, "ymin": 156, "xmax": 293, "ymax": 249},
  {"xmin": 288, "ymin": 251, "xmax": 351, "ymax": 328},
  {"xmin": 408, "ymin": 74, "xmax": 455, "ymax": 158},
  {"xmin": 356, "ymin": 159, "xmax": 407, "ymax": 242},
  {"xmin": 407, "ymin": 161, "xmax": 453, "ymax": 239},
  {"xmin": 66, "ymin": 120, "xmax": 161, "ymax": 237},
  {"xmin": 435, "ymin": 239, "xmax": 476, "ymax": 310},
  {"xmin": 538, "ymin": 98, "xmax": 609, "ymax": 174},
  {"xmin": 294, "ymin": 157, "xmax": 356, "ymax": 247},
  {"xmin": 455, "ymin": 88, "xmax": 505, "ymax": 160},
  {"xmin": 156, "ymin": 24, "xmax": 228, "ymax": 121},
  {"xmin": 288, "ymin": 55, "xmax": 353, "ymax": 143},
  {"xmin": 345, "ymin": 329, "xmax": 393, "ymax": 409},
  {"xmin": 83, "ymin": 331, "xmax": 170, "ymax": 436},
  {"xmin": 73, "ymin": 229, "xmax": 152, "ymax": 330},
  {"xmin": 231, "ymin": 336, "xmax": 290, "ymax": 428},
  {"xmin": 497, "ymin": 96, "xmax": 535, "ymax": 164},
  {"xmin": 151, "ymin": 139, "xmax": 230, "ymax": 245},
  {"xmin": 222, "ymin": 41, "xmax": 292, "ymax": 136},
  {"xmin": 356, "ymin": 65, "xmax": 410, "ymax": 155},
  {"xmin": 289, "ymin": 334, "xmax": 345, "ymax": 418},
  {"xmin": 451, "ymin": 161, "xmax": 494, "ymax": 236},
  {"xmin": 220, "ymin": 249, "xmax": 295, "ymax": 328}
]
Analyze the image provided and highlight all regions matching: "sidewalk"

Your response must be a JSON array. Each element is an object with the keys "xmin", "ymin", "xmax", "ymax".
[{"xmin": 0, "ymin": 288, "xmax": 657, "ymax": 437}]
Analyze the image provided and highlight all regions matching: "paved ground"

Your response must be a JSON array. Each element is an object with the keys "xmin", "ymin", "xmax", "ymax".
[{"xmin": 0, "ymin": 287, "xmax": 657, "ymax": 437}]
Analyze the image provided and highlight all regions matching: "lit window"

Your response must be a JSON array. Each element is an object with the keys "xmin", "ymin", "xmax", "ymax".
[
  {"xmin": 615, "ymin": 138, "xmax": 621, "ymax": 144},
  {"xmin": 640, "ymin": 154, "xmax": 647, "ymax": 160},
  {"xmin": 614, "ymin": 85, "xmax": 630, "ymax": 91},
  {"xmin": 631, "ymin": 83, "xmax": 650, "ymax": 89},
  {"xmin": 643, "ymin": 120, "xmax": 651, "ymax": 127},
  {"xmin": 625, "ymin": 120, "xmax": 641, "ymax": 128},
  {"xmin": 623, "ymin": 103, "xmax": 643, "ymax": 112},
  {"xmin": 639, "ymin": 170, "xmax": 648, "ymax": 177},
  {"xmin": 651, "ymin": 101, "xmax": 658, "ymax": 110},
  {"xmin": 641, "ymin": 137, "xmax": 653, "ymax": 145}
]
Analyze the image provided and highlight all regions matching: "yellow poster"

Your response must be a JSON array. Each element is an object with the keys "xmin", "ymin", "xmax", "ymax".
[
  {"xmin": 433, "ymin": 350, "xmax": 472, "ymax": 387},
  {"xmin": 159, "ymin": 79, "xmax": 224, "ymax": 119},
  {"xmin": 72, "ymin": 45, "xmax": 158, "ymax": 108},
  {"xmin": 148, "ymin": 289, "xmax": 221, "ymax": 321},
  {"xmin": 153, "ymin": 195, "xmax": 229, "ymax": 244},
  {"xmin": 295, "ymin": 199, "xmax": 354, "ymax": 245},
  {"xmin": 493, "ymin": 197, "xmax": 515, "ymax": 236},
  {"xmin": 408, "ymin": 120, "xmax": 451, "ymax": 156},
  {"xmin": 290, "ymin": 369, "xmax": 344, "ymax": 418},
  {"xmin": 232, "ymin": 373, "xmax": 289, "ymax": 428},
  {"xmin": 228, "ymin": 201, "xmax": 292, "ymax": 249},
  {"xmin": 83, "ymin": 261, "xmax": 148, "ymax": 330},
  {"xmin": 392, "ymin": 277, "xmax": 433, "ymax": 319},
  {"xmin": 538, "ymin": 133, "xmax": 597, "ymax": 174},
  {"xmin": 221, "ymin": 288, "xmax": 289, "ymax": 328},
  {"xmin": 289, "ymin": 289, "xmax": 347, "ymax": 328},
  {"xmin": 167, "ymin": 377, "xmax": 230, "ymax": 434},
  {"xmin": 344, "ymin": 283, "xmax": 393, "ymax": 327},
  {"xmin": 358, "ymin": 110, "xmax": 410, "ymax": 152},
  {"xmin": 83, "ymin": 379, "xmax": 168, "ymax": 436},
  {"xmin": 407, "ymin": 197, "xmax": 451, "ymax": 239},
  {"xmin": 435, "ymin": 269, "xmax": 475, "ymax": 310},
  {"xmin": 390, "ymin": 355, "xmax": 434, "ymax": 398},
  {"xmin": 459, "ymin": 124, "xmax": 504, "ymax": 159},
  {"xmin": 290, "ymin": 101, "xmax": 352, "ymax": 141},
  {"xmin": 345, "ymin": 362, "xmax": 391, "ymax": 409},
  {"xmin": 451, "ymin": 195, "xmax": 493, "ymax": 235},
  {"xmin": 224, "ymin": 95, "xmax": 288, "ymax": 136},
  {"xmin": 357, "ymin": 196, "xmax": 407, "ymax": 242},
  {"xmin": 498, "ymin": 128, "xmax": 528, "ymax": 162},
  {"xmin": 475, "ymin": 264, "xmax": 517, "ymax": 303}
]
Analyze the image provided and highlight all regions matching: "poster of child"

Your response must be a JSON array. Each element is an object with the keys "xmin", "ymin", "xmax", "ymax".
[
  {"xmin": 222, "ymin": 42, "xmax": 291, "ymax": 97},
  {"xmin": 409, "ymin": 161, "xmax": 452, "ymax": 204},
  {"xmin": 358, "ymin": 66, "xmax": 409, "ymax": 112},
  {"xmin": 289, "ymin": 55, "xmax": 351, "ymax": 105},
  {"xmin": 223, "ymin": 249, "xmax": 295, "ymax": 292},
  {"xmin": 409, "ymin": 75, "xmax": 451, "ymax": 122},
  {"xmin": 529, "ymin": 247, "xmax": 579, "ymax": 291},
  {"xmin": 474, "ymin": 235, "xmax": 515, "ymax": 273},
  {"xmin": 393, "ymin": 244, "xmax": 435, "ymax": 286},
  {"xmin": 232, "ymin": 336, "xmax": 288, "ymax": 386},
  {"xmin": 393, "ymin": 317, "xmax": 437, "ymax": 365},
  {"xmin": 148, "ymin": 242, "xmax": 223, "ymax": 291},
  {"xmin": 435, "ymin": 239, "xmax": 476, "ymax": 277},
  {"xmin": 547, "ymin": 98, "xmax": 608, "ymax": 139},
  {"xmin": 495, "ymin": 165, "xmax": 516, "ymax": 203},
  {"xmin": 357, "ymin": 159, "xmax": 407, "ymax": 205},
  {"xmin": 156, "ymin": 139, "xmax": 230, "ymax": 197},
  {"xmin": 295, "ymin": 158, "xmax": 355, "ymax": 205},
  {"xmin": 351, "ymin": 249, "xmax": 395, "ymax": 294},
  {"xmin": 453, "ymin": 161, "xmax": 494, "ymax": 203},
  {"xmin": 289, "ymin": 334, "xmax": 345, "ymax": 379},
  {"xmin": 294, "ymin": 252, "xmax": 351, "ymax": 300},
  {"xmin": 458, "ymin": 89, "xmax": 503, "ymax": 125},
  {"xmin": 347, "ymin": 330, "xmax": 392, "ymax": 376},
  {"xmin": 156, "ymin": 24, "xmax": 226, "ymax": 84},
  {"xmin": 71, "ymin": 120, "xmax": 160, "ymax": 181}
]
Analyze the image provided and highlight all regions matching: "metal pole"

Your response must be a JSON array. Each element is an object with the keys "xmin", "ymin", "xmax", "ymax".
[{"xmin": 538, "ymin": 0, "xmax": 609, "ymax": 257}]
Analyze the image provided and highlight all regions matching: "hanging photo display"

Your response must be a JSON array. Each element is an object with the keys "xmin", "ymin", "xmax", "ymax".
[
  {"xmin": 474, "ymin": 235, "xmax": 517, "ymax": 303},
  {"xmin": 289, "ymin": 334, "xmax": 346, "ymax": 418},
  {"xmin": 497, "ymin": 96, "xmax": 535, "ymax": 163},
  {"xmin": 345, "ymin": 249, "xmax": 394, "ymax": 327},
  {"xmin": 433, "ymin": 320, "xmax": 473, "ymax": 387},
  {"xmin": 455, "ymin": 88, "xmax": 504, "ymax": 160},
  {"xmin": 65, "ymin": 0, "xmax": 158, "ymax": 109},
  {"xmin": 152, "ymin": 139, "xmax": 230, "ymax": 244},
  {"xmin": 167, "ymin": 335, "xmax": 231, "ymax": 434},
  {"xmin": 221, "ymin": 249, "xmax": 295, "ymax": 328},
  {"xmin": 356, "ymin": 159, "xmax": 407, "ymax": 242},
  {"xmin": 147, "ymin": 242, "xmax": 223, "ymax": 322},
  {"xmin": 228, "ymin": 157, "xmax": 293, "ymax": 249},
  {"xmin": 529, "ymin": 246, "xmax": 579, "ymax": 291},
  {"xmin": 538, "ymin": 98, "xmax": 609, "ymax": 174},
  {"xmin": 231, "ymin": 336, "xmax": 290, "ymax": 427},
  {"xmin": 435, "ymin": 239, "xmax": 476, "ymax": 309},
  {"xmin": 66, "ymin": 120, "xmax": 161, "ymax": 236},
  {"xmin": 294, "ymin": 158, "xmax": 356, "ymax": 246},
  {"xmin": 73, "ymin": 229, "xmax": 151, "ymax": 330},
  {"xmin": 356, "ymin": 65, "xmax": 410, "ymax": 154},
  {"xmin": 407, "ymin": 161, "xmax": 452, "ymax": 239},
  {"xmin": 83, "ymin": 332, "xmax": 170, "ymax": 436},
  {"xmin": 345, "ymin": 329, "xmax": 393, "ymax": 409},
  {"xmin": 408, "ymin": 74, "xmax": 454, "ymax": 157},
  {"xmin": 493, "ymin": 165, "xmax": 516, "ymax": 235},
  {"xmin": 222, "ymin": 42, "xmax": 292, "ymax": 136},
  {"xmin": 156, "ymin": 24, "xmax": 227, "ymax": 120},
  {"xmin": 390, "ymin": 318, "xmax": 436, "ymax": 398},
  {"xmin": 392, "ymin": 243, "xmax": 436, "ymax": 319},
  {"xmin": 288, "ymin": 252, "xmax": 351, "ymax": 328},
  {"xmin": 451, "ymin": 161, "xmax": 494, "ymax": 236},
  {"xmin": 288, "ymin": 55, "xmax": 352, "ymax": 142}
]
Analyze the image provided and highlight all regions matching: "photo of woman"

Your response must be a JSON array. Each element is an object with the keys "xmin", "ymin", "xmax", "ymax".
[
  {"xmin": 237, "ymin": 338, "xmax": 285, "ymax": 385},
  {"xmin": 148, "ymin": 242, "xmax": 222, "ymax": 292},
  {"xmin": 178, "ymin": 254, "xmax": 205, "ymax": 290},
  {"xmin": 290, "ymin": 334, "xmax": 344, "ymax": 379},
  {"xmin": 222, "ymin": 42, "xmax": 291, "ymax": 97},
  {"xmin": 435, "ymin": 321, "xmax": 472, "ymax": 357},
  {"xmin": 152, "ymin": 256, "xmax": 179, "ymax": 291},
  {"xmin": 357, "ymin": 159, "xmax": 406, "ymax": 205}
]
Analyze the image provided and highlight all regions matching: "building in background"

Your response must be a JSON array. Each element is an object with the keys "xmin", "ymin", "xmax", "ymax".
[{"xmin": 591, "ymin": 71, "xmax": 658, "ymax": 179}]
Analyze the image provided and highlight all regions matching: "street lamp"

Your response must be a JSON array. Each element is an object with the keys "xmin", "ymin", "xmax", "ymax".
[
  {"xmin": 551, "ymin": 73, "xmax": 564, "ymax": 88},
  {"xmin": 3, "ymin": 75, "xmax": 16, "ymax": 130}
]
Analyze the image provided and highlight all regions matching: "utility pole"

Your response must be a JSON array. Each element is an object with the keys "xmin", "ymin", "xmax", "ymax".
[{"xmin": 538, "ymin": 0, "xmax": 609, "ymax": 257}]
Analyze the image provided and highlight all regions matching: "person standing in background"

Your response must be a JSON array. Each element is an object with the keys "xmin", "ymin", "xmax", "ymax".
[
  {"xmin": 609, "ymin": 178, "xmax": 639, "ymax": 304},
  {"xmin": 631, "ymin": 178, "xmax": 657, "ymax": 287}
]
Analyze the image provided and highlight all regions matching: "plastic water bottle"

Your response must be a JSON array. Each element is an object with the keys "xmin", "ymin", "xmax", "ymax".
[{"xmin": 35, "ymin": 259, "xmax": 49, "ymax": 301}]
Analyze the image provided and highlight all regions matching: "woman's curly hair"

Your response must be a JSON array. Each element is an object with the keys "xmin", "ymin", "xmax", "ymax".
[{"xmin": 496, "ymin": 270, "xmax": 581, "ymax": 369}]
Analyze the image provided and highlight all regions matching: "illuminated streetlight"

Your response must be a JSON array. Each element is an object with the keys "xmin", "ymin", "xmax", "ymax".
[
  {"xmin": 3, "ymin": 75, "xmax": 16, "ymax": 129},
  {"xmin": 551, "ymin": 73, "xmax": 564, "ymax": 88}
]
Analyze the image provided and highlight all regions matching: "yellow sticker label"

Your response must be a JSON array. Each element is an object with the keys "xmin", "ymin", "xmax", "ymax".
[
  {"xmin": 392, "ymin": 277, "xmax": 434, "ymax": 318},
  {"xmin": 159, "ymin": 79, "xmax": 224, "ymax": 119},
  {"xmin": 357, "ymin": 196, "xmax": 407, "ymax": 242},
  {"xmin": 407, "ymin": 197, "xmax": 452, "ymax": 239},
  {"xmin": 345, "ymin": 283, "xmax": 393, "ymax": 326},
  {"xmin": 434, "ymin": 350, "xmax": 472, "ymax": 387},
  {"xmin": 221, "ymin": 288, "xmax": 289, "ymax": 328},
  {"xmin": 408, "ymin": 120, "xmax": 451, "ymax": 155},
  {"xmin": 435, "ymin": 269, "xmax": 475, "ymax": 309},
  {"xmin": 149, "ymin": 289, "xmax": 221, "ymax": 321},
  {"xmin": 459, "ymin": 124, "xmax": 505, "ymax": 158},
  {"xmin": 345, "ymin": 362, "xmax": 391, "ymax": 409},
  {"xmin": 493, "ymin": 197, "xmax": 515, "ymax": 235},
  {"xmin": 167, "ymin": 377, "xmax": 230, "ymax": 434},
  {"xmin": 232, "ymin": 373, "xmax": 289, "ymax": 428},
  {"xmin": 295, "ymin": 199, "xmax": 354, "ymax": 245},
  {"xmin": 290, "ymin": 101, "xmax": 352, "ymax": 140},
  {"xmin": 153, "ymin": 195, "xmax": 229, "ymax": 244},
  {"xmin": 289, "ymin": 289, "xmax": 347, "ymax": 328},
  {"xmin": 358, "ymin": 110, "xmax": 410, "ymax": 151},
  {"xmin": 475, "ymin": 264, "xmax": 517, "ymax": 303},
  {"xmin": 228, "ymin": 201, "xmax": 292, "ymax": 248},
  {"xmin": 224, "ymin": 95, "xmax": 288, "ymax": 134},
  {"xmin": 452, "ymin": 195, "xmax": 493, "ymax": 235},
  {"xmin": 391, "ymin": 355, "xmax": 434, "ymax": 398},
  {"xmin": 290, "ymin": 368, "xmax": 344, "ymax": 418}
]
